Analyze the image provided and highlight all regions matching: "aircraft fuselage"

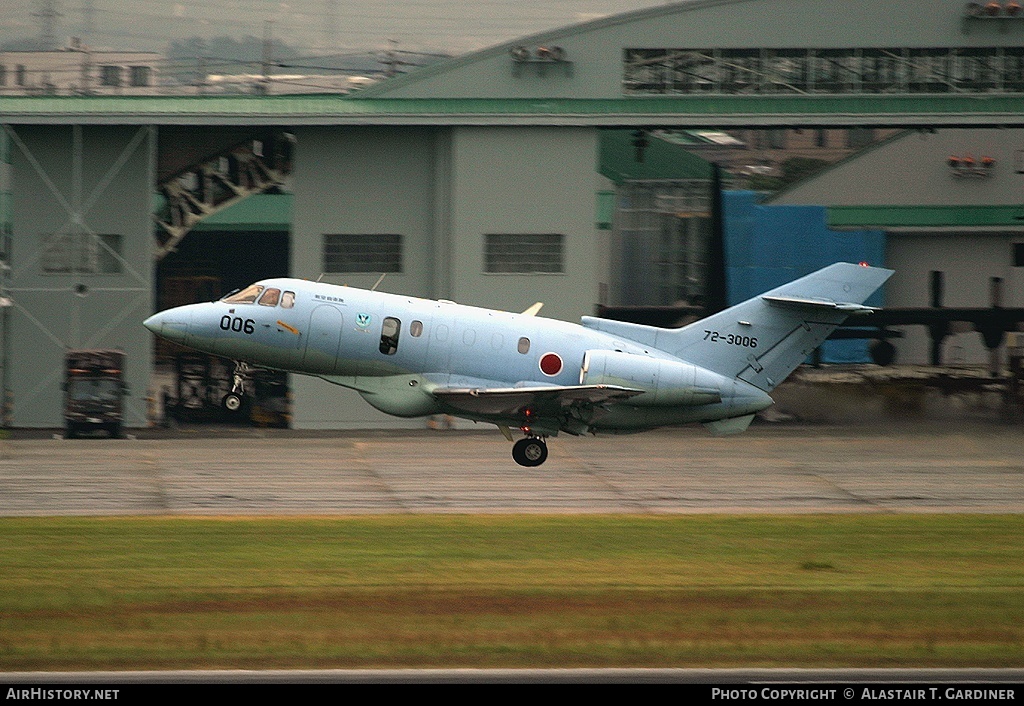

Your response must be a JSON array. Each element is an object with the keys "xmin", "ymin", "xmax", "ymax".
[{"xmin": 146, "ymin": 278, "xmax": 771, "ymax": 432}]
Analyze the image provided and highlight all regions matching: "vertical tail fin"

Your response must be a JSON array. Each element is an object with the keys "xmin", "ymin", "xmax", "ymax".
[{"xmin": 666, "ymin": 263, "xmax": 893, "ymax": 391}]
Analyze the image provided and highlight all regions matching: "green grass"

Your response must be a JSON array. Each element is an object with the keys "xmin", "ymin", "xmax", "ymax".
[{"xmin": 0, "ymin": 514, "xmax": 1022, "ymax": 670}]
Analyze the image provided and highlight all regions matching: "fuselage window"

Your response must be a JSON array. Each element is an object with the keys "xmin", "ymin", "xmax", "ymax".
[
  {"xmin": 222, "ymin": 284, "xmax": 264, "ymax": 304},
  {"xmin": 281, "ymin": 291, "xmax": 295, "ymax": 309},
  {"xmin": 410, "ymin": 320, "xmax": 423, "ymax": 337},
  {"xmin": 380, "ymin": 317, "xmax": 401, "ymax": 355},
  {"xmin": 518, "ymin": 336, "xmax": 531, "ymax": 354},
  {"xmin": 258, "ymin": 288, "xmax": 281, "ymax": 307}
]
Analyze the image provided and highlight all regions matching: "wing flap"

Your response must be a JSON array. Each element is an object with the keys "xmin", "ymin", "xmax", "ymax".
[{"xmin": 432, "ymin": 384, "xmax": 643, "ymax": 417}]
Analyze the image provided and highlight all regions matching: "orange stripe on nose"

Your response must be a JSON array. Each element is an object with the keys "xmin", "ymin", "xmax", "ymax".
[{"xmin": 276, "ymin": 320, "xmax": 300, "ymax": 335}]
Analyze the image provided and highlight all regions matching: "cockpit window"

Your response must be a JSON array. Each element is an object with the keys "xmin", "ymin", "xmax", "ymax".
[
  {"xmin": 258, "ymin": 288, "xmax": 281, "ymax": 307},
  {"xmin": 281, "ymin": 291, "xmax": 295, "ymax": 309},
  {"xmin": 222, "ymin": 284, "xmax": 264, "ymax": 304}
]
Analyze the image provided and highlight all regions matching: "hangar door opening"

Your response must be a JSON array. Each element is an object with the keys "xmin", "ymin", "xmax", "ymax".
[
  {"xmin": 152, "ymin": 127, "xmax": 294, "ymax": 427},
  {"xmin": 616, "ymin": 181, "xmax": 712, "ymax": 309},
  {"xmin": 154, "ymin": 211, "xmax": 292, "ymax": 427}
]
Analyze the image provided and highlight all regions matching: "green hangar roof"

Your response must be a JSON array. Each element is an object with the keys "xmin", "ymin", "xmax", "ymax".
[
  {"xmin": 3, "ymin": 93, "xmax": 1024, "ymax": 127},
  {"xmin": 599, "ymin": 130, "xmax": 713, "ymax": 183}
]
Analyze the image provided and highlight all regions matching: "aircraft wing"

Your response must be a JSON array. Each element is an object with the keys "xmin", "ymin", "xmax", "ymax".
[{"xmin": 432, "ymin": 383, "xmax": 643, "ymax": 418}]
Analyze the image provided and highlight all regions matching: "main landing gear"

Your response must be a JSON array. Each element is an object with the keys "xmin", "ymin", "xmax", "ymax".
[
  {"xmin": 512, "ymin": 436, "xmax": 548, "ymax": 467},
  {"xmin": 222, "ymin": 361, "xmax": 252, "ymax": 413}
]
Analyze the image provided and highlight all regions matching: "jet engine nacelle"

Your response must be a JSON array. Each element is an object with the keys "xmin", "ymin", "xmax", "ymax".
[{"xmin": 580, "ymin": 349, "xmax": 725, "ymax": 407}]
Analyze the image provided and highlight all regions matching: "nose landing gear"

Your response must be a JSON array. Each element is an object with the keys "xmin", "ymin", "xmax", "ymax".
[
  {"xmin": 222, "ymin": 361, "xmax": 252, "ymax": 413},
  {"xmin": 512, "ymin": 436, "xmax": 548, "ymax": 467}
]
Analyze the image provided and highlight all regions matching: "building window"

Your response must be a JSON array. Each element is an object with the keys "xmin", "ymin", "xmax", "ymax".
[
  {"xmin": 129, "ymin": 66, "xmax": 151, "ymax": 87},
  {"xmin": 624, "ymin": 46, "xmax": 1024, "ymax": 95},
  {"xmin": 16, "ymin": 65, "xmax": 26, "ymax": 87},
  {"xmin": 485, "ymin": 233, "xmax": 564, "ymax": 274},
  {"xmin": 322, "ymin": 234, "xmax": 402, "ymax": 273},
  {"xmin": 0, "ymin": 65, "xmax": 6, "ymax": 87},
  {"xmin": 99, "ymin": 65, "xmax": 122, "ymax": 87},
  {"xmin": 42, "ymin": 233, "xmax": 123, "ymax": 274}
]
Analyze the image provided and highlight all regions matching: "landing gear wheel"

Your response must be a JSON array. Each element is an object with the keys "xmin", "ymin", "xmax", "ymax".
[
  {"xmin": 222, "ymin": 392, "xmax": 243, "ymax": 413},
  {"xmin": 223, "ymin": 360, "xmax": 252, "ymax": 415},
  {"xmin": 512, "ymin": 437, "xmax": 548, "ymax": 467}
]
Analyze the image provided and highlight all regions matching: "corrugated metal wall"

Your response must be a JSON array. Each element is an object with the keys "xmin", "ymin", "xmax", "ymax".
[{"xmin": 724, "ymin": 190, "xmax": 885, "ymax": 363}]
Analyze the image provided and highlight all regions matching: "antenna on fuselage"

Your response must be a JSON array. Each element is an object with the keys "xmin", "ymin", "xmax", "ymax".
[{"xmin": 370, "ymin": 273, "xmax": 387, "ymax": 292}]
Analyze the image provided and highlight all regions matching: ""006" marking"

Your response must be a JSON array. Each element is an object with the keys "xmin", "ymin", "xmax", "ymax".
[{"xmin": 220, "ymin": 316, "xmax": 255, "ymax": 335}]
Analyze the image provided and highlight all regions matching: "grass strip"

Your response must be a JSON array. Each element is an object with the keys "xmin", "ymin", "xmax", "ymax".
[{"xmin": 0, "ymin": 514, "xmax": 1021, "ymax": 669}]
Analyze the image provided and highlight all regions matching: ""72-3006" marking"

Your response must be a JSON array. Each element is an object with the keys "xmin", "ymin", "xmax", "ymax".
[{"xmin": 704, "ymin": 330, "xmax": 758, "ymax": 348}]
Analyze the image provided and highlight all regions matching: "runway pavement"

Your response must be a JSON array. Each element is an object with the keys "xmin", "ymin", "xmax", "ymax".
[{"xmin": 1, "ymin": 421, "xmax": 1022, "ymax": 516}]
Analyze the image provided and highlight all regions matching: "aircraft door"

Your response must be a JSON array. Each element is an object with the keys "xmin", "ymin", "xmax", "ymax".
[
  {"xmin": 302, "ymin": 305, "xmax": 343, "ymax": 374},
  {"xmin": 422, "ymin": 305, "xmax": 454, "ymax": 375}
]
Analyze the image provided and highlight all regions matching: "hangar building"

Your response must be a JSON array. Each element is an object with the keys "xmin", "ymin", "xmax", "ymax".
[
  {"xmin": 2, "ymin": 0, "xmax": 1023, "ymax": 428},
  {"xmin": 766, "ymin": 127, "xmax": 1024, "ymax": 365}
]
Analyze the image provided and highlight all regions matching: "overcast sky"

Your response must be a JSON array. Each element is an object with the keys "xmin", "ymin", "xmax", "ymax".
[{"xmin": 2, "ymin": 1, "xmax": 675, "ymax": 55}]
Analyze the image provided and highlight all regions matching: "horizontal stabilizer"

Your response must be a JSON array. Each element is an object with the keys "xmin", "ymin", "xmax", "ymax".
[
  {"xmin": 763, "ymin": 295, "xmax": 878, "ymax": 315},
  {"xmin": 703, "ymin": 414, "xmax": 755, "ymax": 436}
]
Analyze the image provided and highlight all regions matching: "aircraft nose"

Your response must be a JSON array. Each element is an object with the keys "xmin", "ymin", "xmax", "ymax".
[{"xmin": 143, "ymin": 308, "xmax": 191, "ymax": 344}]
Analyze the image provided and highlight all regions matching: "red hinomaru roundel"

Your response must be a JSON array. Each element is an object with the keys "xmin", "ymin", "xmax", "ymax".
[{"xmin": 539, "ymin": 352, "xmax": 563, "ymax": 376}]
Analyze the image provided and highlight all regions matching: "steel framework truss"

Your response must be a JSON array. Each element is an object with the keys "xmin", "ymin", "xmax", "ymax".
[{"xmin": 154, "ymin": 132, "xmax": 294, "ymax": 261}]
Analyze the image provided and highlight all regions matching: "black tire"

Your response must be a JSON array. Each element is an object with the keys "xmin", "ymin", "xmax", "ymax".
[
  {"xmin": 222, "ymin": 393, "xmax": 243, "ymax": 413},
  {"xmin": 870, "ymin": 339, "xmax": 897, "ymax": 366},
  {"xmin": 512, "ymin": 437, "xmax": 548, "ymax": 467}
]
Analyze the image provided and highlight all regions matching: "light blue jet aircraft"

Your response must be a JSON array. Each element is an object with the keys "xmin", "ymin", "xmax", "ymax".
[{"xmin": 144, "ymin": 262, "xmax": 892, "ymax": 466}]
